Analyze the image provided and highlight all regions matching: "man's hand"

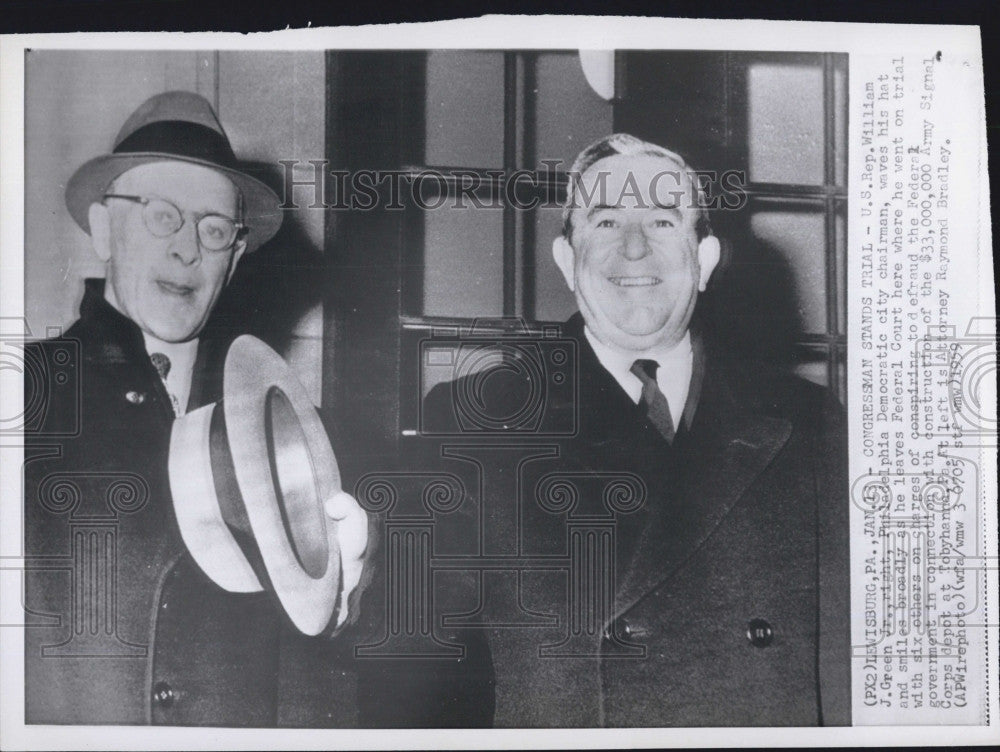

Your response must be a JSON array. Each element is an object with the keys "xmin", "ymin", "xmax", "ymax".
[{"xmin": 325, "ymin": 490, "xmax": 369, "ymax": 628}]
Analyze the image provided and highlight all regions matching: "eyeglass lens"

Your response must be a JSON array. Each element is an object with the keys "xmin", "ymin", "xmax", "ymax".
[{"xmin": 142, "ymin": 198, "xmax": 238, "ymax": 251}]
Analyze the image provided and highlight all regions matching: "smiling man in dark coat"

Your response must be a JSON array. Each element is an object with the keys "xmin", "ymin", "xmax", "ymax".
[
  {"xmin": 421, "ymin": 133, "xmax": 850, "ymax": 726},
  {"xmin": 22, "ymin": 91, "xmax": 369, "ymax": 726}
]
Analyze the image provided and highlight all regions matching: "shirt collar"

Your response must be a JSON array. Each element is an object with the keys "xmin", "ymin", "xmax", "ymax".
[{"xmin": 583, "ymin": 326, "xmax": 693, "ymax": 425}]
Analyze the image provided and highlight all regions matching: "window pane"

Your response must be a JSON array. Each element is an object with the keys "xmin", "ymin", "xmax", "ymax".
[
  {"xmin": 746, "ymin": 56, "xmax": 824, "ymax": 185},
  {"xmin": 749, "ymin": 202, "xmax": 827, "ymax": 334},
  {"xmin": 834, "ymin": 54, "xmax": 848, "ymax": 188},
  {"xmin": 530, "ymin": 204, "xmax": 578, "ymax": 322},
  {"xmin": 425, "ymin": 51, "xmax": 504, "ymax": 167},
  {"xmin": 532, "ymin": 52, "xmax": 614, "ymax": 169},
  {"xmin": 422, "ymin": 206, "xmax": 504, "ymax": 318}
]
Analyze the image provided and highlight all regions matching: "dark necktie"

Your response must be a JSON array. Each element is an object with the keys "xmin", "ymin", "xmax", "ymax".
[
  {"xmin": 630, "ymin": 358, "xmax": 675, "ymax": 444},
  {"xmin": 150, "ymin": 351, "xmax": 171, "ymax": 381},
  {"xmin": 149, "ymin": 352, "xmax": 180, "ymax": 415}
]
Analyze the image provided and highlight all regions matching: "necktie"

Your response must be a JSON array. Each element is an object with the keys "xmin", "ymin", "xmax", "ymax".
[
  {"xmin": 150, "ymin": 352, "xmax": 180, "ymax": 416},
  {"xmin": 630, "ymin": 358, "xmax": 675, "ymax": 444}
]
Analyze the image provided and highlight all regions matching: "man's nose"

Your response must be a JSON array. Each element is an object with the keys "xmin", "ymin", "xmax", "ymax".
[
  {"xmin": 168, "ymin": 220, "xmax": 202, "ymax": 265},
  {"xmin": 621, "ymin": 225, "xmax": 650, "ymax": 261}
]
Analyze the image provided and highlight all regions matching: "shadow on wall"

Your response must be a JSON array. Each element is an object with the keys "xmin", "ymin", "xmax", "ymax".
[
  {"xmin": 699, "ymin": 211, "xmax": 804, "ymax": 366},
  {"xmin": 206, "ymin": 161, "xmax": 324, "ymax": 359}
]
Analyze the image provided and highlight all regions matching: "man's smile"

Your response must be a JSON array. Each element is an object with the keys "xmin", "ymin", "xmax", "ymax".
[{"xmin": 607, "ymin": 275, "xmax": 662, "ymax": 287}]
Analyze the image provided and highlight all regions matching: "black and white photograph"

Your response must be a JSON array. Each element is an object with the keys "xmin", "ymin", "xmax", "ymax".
[{"xmin": 0, "ymin": 17, "xmax": 995, "ymax": 749}]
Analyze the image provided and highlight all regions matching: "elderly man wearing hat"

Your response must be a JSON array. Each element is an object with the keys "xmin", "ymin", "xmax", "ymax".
[{"xmin": 24, "ymin": 91, "xmax": 369, "ymax": 726}]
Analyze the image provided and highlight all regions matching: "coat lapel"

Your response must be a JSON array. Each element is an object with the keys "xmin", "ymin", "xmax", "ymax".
[
  {"xmin": 609, "ymin": 346, "xmax": 793, "ymax": 622},
  {"xmin": 75, "ymin": 278, "xmax": 225, "ymax": 422},
  {"xmin": 542, "ymin": 316, "xmax": 793, "ymax": 626},
  {"xmin": 562, "ymin": 314, "xmax": 664, "ymax": 461},
  {"xmin": 75, "ymin": 280, "xmax": 174, "ymax": 428}
]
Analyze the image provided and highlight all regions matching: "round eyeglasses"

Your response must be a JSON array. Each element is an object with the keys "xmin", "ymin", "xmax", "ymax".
[{"xmin": 103, "ymin": 194, "xmax": 246, "ymax": 252}]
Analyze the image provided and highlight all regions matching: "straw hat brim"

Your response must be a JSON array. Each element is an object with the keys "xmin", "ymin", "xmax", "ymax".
[
  {"xmin": 65, "ymin": 152, "xmax": 283, "ymax": 253},
  {"xmin": 169, "ymin": 335, "xmax": 343, "ymax": 636}
]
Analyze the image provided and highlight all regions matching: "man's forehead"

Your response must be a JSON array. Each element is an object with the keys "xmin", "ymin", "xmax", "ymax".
[
  {"xmin": 575, "ymin": 152, "xmax": 696, "ymax": 212},
  {"xmin": 581, "ymin": 152, "xmax": 689, "ymax": 186}
]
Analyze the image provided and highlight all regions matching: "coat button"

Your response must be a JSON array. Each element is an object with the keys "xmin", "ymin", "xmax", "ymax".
[
  {"xmin": 607, "ymin": 616, "xmax": 649, "ymax": 640},
  {"xmin": 746, "ymin": 618, "xmax": 774, "ymax": 647},
  {"xmin": 152, "ymin": 681, "xmax": 175, "ymax": 707},
  {"xmin": 125, "ymin": 390, "xmax": 146, "ymax": 404}
]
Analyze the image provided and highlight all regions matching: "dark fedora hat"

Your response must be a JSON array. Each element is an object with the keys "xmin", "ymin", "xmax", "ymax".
[{"xmin": 65, "ymin": 90, "xmax": 282, "ymax": 253}]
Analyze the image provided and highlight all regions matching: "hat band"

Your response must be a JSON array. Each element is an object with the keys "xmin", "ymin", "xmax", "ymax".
[
  {"xmin": 114, "ymin": 120, "xmax": 238, "ymax": 169},
  {"xmin": 207, "ymin": 398, "xmax": 272, "ymax": 582}
]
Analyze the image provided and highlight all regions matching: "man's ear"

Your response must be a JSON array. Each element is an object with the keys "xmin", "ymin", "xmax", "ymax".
[
  {"xmin": 87, "ymin": 203, "xmax": 113, "ymax": 262},
  {"xmin": 696, "ymin": 235, "xmax": 721, "ymax": 292},
  {"xmin": 551, "ymin": 235, "xmax": 576, "ymax": 293},
  {"xmin": 225, "ymin": 241, "xmax": 248, "ymax": 284}
]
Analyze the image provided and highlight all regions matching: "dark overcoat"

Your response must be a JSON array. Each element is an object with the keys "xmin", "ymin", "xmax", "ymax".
[
  {"xmin": 420, "ymin": 313, "xmax": 850, "ymax": 727},
  {"xmin": 23, "ymin": 280, "xmax": 490, "ymax": 727},
  {"xmin": 23, "ymin": 280, "xmax": 360, "ymax": 725}
]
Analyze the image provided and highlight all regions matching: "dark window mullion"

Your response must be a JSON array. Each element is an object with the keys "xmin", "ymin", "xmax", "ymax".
[
  {"xmin": 723, "ymin": 51, "xmax": 733, "ymax": 152},
  {"xmin": 401, "ymin": 315, "xmax": 561, "ymax": 336},
  {"xmin": 796, "ymin": 332, "xmax": 847, "ymax": 346},
  {"xmin": 502, "ymin": 52, "xmax": 518, "ymax": 316},
  {"xmin": 823, "ymin": 52, "xmax": 840, "ymax": 394},
  {"xmin": 744, "ymin": 183, "xmax": 846, "ymax": 200},
  {"xmin": 401, "ymin": 197, "xmax": 426, "ymax": 317},
  {"xmin": 522, "ymin": 51, "xmax": 539, "ymax": 321},
  {"xmin": 401, "ymin": 164, "xmax": 568, "ymax": 205}
]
